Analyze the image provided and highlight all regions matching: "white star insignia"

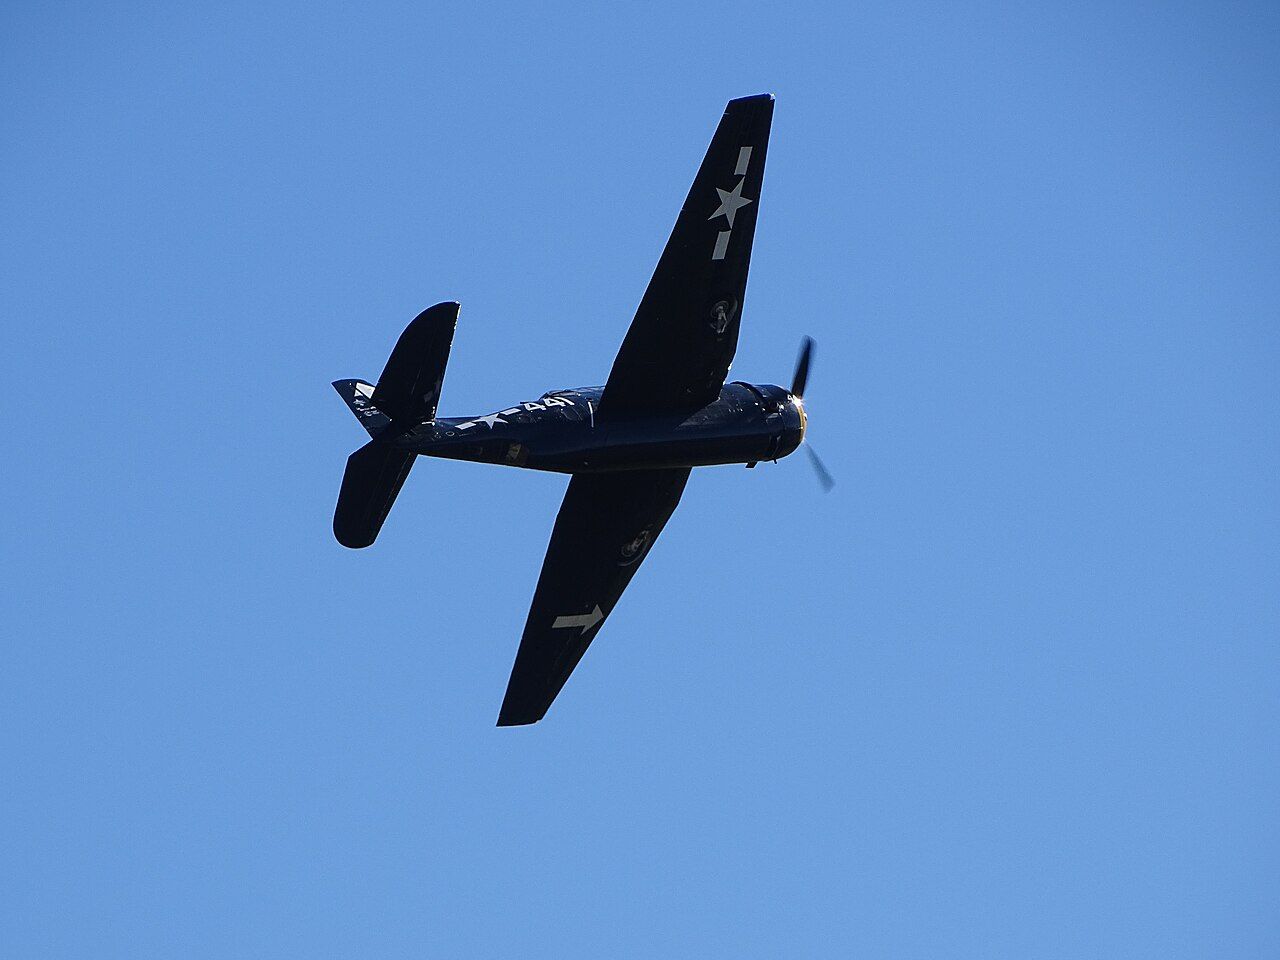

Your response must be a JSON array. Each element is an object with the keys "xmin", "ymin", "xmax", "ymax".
[
  {"xmin": 456, "ymin": 411, "xmax": 507, "ymax": 431},
  {"xmin": 708, "ymin": 177, "xmax": 752, "ymax": 227}
]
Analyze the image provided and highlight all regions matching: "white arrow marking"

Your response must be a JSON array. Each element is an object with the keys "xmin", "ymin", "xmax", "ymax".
[{"xmin": 552, "ymin": 605, "xmax": 604, "ymax": 632}]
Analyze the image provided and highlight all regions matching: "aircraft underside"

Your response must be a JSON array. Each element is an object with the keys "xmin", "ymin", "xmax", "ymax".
[
  {"xmin": 331, "ymin": 93, "xmax": 830, "ymax": 725},
  {"xmin": 396, "ymin": 382, "xmax": 805, "ymax": 474}
]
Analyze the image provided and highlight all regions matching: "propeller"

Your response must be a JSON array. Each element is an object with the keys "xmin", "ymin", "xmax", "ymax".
[
  {"xmin": 804, "ymin": 444, "xmax": 836, "ymax": 493},
  {"xmin": 790, "ymin": 336, "xmax": 835, "ymax": 492},
  {"xmin": 791, "ymin": 336, "xmax": 814, "ymax": 398}
]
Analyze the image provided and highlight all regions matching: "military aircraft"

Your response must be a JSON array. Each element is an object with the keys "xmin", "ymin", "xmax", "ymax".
[{"xmin": 332, "ymin": 93, "xmax": 831, "ymax": 725}]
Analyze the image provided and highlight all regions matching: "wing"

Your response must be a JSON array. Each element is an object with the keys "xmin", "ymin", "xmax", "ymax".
[
  {"xmin": 497, "ymin": 469, "xmax": 692, "ymax": 726},
  {"xmin": 599, "ymin": 93, "xmax": 774, "ymax": 417}
]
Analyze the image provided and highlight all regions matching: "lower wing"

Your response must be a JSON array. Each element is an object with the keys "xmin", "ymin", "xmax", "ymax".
[{"xmin": 497, "ymin": 468, "xmax": 692, "ymax": 726}]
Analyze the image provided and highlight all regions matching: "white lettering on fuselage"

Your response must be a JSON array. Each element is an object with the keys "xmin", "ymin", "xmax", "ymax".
[{"xmin": 455, "ymin": 395, "xmax": 577, "ymax": 430}]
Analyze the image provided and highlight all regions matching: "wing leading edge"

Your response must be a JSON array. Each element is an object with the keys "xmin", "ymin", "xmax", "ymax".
[
  {"xmin": 497, "ymin": 469, "xmax": 692, "ymax": 726},
  {"xmin": 599, "ymin": 93, "xmax": 774, "ymax": 417}
]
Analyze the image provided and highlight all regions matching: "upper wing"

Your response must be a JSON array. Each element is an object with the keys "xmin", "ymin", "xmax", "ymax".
[
  {"xmin": 497, "ymin": 468, "xmax": 691, "ymax": 726},
  {"xmin": 599, "ymin": 94, "xmax": 774, "ymax": 417}
]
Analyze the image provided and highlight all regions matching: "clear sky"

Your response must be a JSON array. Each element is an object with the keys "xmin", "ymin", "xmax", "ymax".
[{"xmin": 2, "ymin": 1, "xmax": 1277, "ymax": 956}]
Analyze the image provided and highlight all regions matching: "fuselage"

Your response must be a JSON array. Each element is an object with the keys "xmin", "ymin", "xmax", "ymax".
[{"xmin": 394, "ymin": 381, "xmax": 806, "ymax": 474}]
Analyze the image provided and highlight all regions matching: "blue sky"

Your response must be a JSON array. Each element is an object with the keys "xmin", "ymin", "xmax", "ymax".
[{"xmin": 2, "ymin": 1, "xmax": 1277, "ymax": 956}]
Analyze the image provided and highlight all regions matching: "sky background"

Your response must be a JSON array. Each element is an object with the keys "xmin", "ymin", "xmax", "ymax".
[{"xmin": 2, "ymin": 1, "xmax": 1278, "ymax": 956}]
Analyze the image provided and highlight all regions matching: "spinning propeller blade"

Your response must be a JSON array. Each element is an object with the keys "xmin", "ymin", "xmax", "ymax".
[
  {"xmin": 791, "ymin": 336, "xmax": 814, "ymax": 398},
  {"xmin": 789, "ymin": 336, "xmax": 834, "ymax": 492},
  {"xmin": 804, "ymin": 443, "xmax": 836, "ymax": 492}
]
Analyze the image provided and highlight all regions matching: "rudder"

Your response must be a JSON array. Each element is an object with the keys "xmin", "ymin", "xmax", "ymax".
[{"xmin": 332, "ymin": 379, "xmax": 392, "ymax": 437}]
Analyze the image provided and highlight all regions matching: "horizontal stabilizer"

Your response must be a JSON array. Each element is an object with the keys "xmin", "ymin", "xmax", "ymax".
[
  {"xmin": 373, "ymin": 301, "xmax": 460, "ymax": 425},
  {"xmin": 333, "ymin": 441, "xmax": 416, "ymax": 549}
]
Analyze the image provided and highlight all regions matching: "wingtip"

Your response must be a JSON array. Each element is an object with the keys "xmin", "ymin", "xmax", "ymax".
[
  {"xmin": 496, "ymin": 693, "xmax": 549, "ymax": 727},
  {"xmin": 333, "ymin": 515, "xmax": 377, "ymax": 549},
  {"xmin": 728, "ymin": 92, "xmax": 775, "ymax": 107}
]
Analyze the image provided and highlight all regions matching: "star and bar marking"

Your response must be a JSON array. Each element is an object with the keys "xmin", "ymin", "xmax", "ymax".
[
  {"xmin": 456, "ymin": 412, "xmax": 507, "ymax": 431},
  {"xmin": 708, "ymin": 146, "xmax": 754, "ymax": 260}
]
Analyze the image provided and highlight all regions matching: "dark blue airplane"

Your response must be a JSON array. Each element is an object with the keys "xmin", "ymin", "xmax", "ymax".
[{"xmin": 333, "ymin": 94, "xmax": 831, "ymax": 725}]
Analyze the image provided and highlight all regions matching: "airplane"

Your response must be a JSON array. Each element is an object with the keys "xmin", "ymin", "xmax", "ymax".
[{"xmin": 332, "ymin": 93, "xmax": 831, "ymax": 726}]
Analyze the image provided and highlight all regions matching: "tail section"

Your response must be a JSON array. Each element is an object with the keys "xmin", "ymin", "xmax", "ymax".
[{"xmin": 332, "ymin": 301, "xmax": 459, "ymax": 548}]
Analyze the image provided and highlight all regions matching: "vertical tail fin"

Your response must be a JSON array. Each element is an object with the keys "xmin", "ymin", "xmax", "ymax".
[{"xmin": 332, "ymin": 379, "xmax": 392, "ymax": 437}]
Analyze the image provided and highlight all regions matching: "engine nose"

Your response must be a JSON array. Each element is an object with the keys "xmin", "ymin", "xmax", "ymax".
[
  {"xmin": 769, "ymin": 388, "xmax": 804, "ymax": 460},
  {"xmin": 793, "ymin": 394, "xmax": 808, "ymax": 443},
  {"xmin": 742, "ymin": 382, "xmax": 805, "ymax": 461}
]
